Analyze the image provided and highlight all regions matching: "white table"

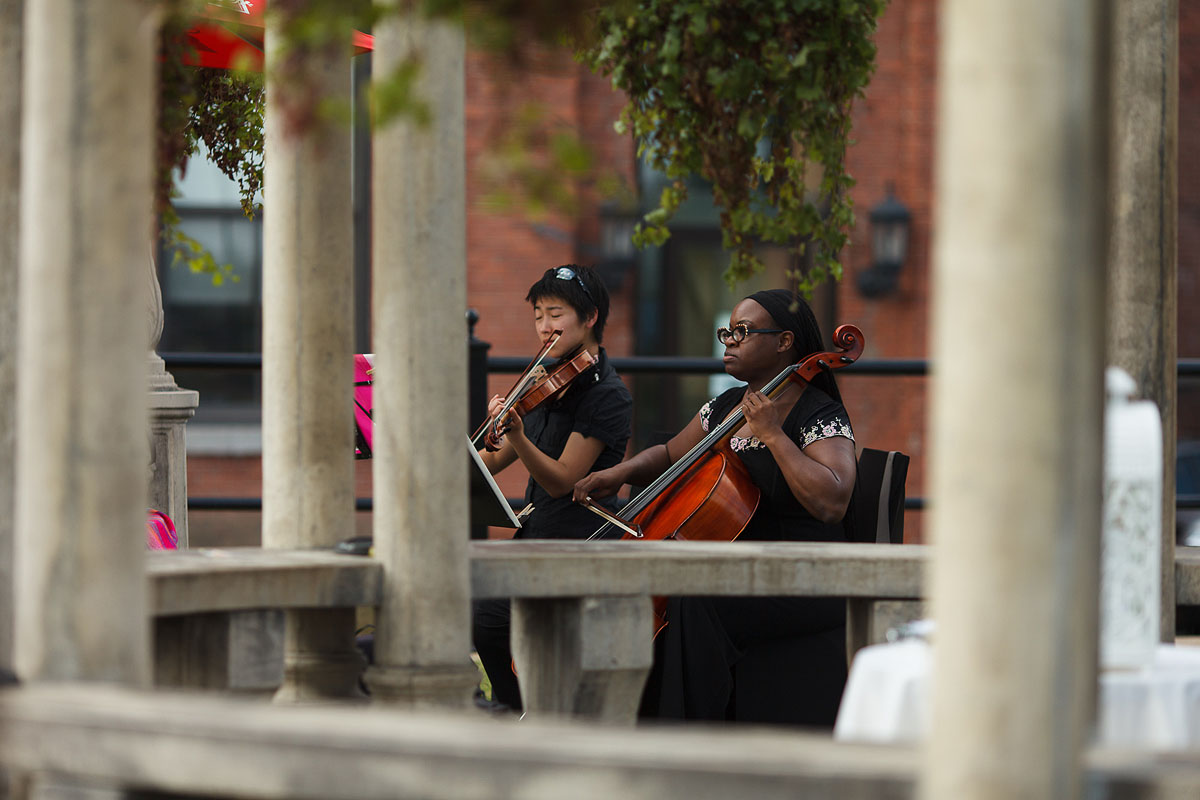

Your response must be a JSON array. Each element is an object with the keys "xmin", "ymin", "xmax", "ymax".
[{"xmin": 835, "ymin": 639, "xmax": 1200, "ymax": 750}]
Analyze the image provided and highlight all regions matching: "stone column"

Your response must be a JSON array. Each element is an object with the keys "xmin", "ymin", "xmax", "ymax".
[
  {"xmin": 261, "ymin": 10, "xmax": 361, "ymax": 701},
  {"xmin": 15, "ymin": 0, "xmax": 157, "ymax": 685},
  {"xmin": 147, "ymin": 251, "xmax": 199, "ymax": 548},
  {"xmin": 364, "ymin": 9, "xmax": 478, "ymax": 707},
  {"xmin": 1106, "ymin": 0, "xmax": 1178, "ymax": 642},
  {"xmin": 922, "ymin": 0, "xmax": 1107, "ymax": 798},
  {"xmin": 0, "ymin": 0, "xmax": 22, "ymax": 679}
]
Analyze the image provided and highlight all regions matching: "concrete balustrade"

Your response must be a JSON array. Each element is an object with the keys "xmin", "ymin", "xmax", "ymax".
[
  {"xmin": 0, "ymin": 683, "xmax": 1199, "ymax": 800},
  {"xmin": 141, "ymin": 542, "xmax": 1200, "ymax": 716}
]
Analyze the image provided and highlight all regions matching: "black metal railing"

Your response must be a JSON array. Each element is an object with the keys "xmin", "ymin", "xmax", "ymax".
[{"xmin": 163, "ymin": 352, "xmax": 1200, "ymax": 515}]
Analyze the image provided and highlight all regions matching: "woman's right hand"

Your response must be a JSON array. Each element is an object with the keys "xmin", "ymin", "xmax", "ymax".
[
  {"xmin": 573, "ymin": 467, "xmax": 625, "ymax": 503},
  {"xmin": 486, "ymin": 394, "xmax": 506, "ymax": 418}
]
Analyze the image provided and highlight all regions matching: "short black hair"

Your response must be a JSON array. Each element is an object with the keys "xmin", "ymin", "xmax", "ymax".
[{"xmin": 525, "ymin": 265, "xmax": 610, "ymax": 343}]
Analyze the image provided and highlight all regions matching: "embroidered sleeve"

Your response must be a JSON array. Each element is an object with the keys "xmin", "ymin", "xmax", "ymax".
[
  {"xmin": 699, "ymin": 400, "xmax": 714, "ymax": 432},
  {"xmin": 799, "ymin": 416, "xmax": 855, "ymax": 448}
]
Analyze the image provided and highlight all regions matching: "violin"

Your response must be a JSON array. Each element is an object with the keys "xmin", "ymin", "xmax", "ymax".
[
  {"xmin": 580, "ymin": 324, "xmax": 865, "ymax": 634},
  {"xmin": 472, "ymin": 339, "xmax": 597, "ymax": 452},
  {"xmin": 471, "ymin": 331, "xmax": 561, "ymax": 450}
]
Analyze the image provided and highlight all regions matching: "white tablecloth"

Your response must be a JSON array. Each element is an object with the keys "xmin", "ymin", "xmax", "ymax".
[{"xmin": 834, "ymin": 640, "xmax": 1200, "ymax": 750}]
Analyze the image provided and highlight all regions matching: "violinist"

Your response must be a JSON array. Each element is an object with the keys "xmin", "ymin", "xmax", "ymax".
[
  {"xmin": 573, "ymin": 289, "xmax": 856, "ymax": 727},
  {"xmin": 474, "ymin": 264, "xmax": 633, "ymax": 712}
]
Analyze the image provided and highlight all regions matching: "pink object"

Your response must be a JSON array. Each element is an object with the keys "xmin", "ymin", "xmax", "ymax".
[
  {"xmin": 146, "ymin": 510, "xmax": 178, "ymax": 550},
  {"xmin": 354, "ymin": 354, "xmax": 375, "ymax": 459}
]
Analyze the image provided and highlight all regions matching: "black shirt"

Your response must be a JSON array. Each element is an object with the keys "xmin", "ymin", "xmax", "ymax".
[
  {"xmin": 702, "ymin": 384, "xmax": 854, "ymax": 542},
  {"xmin": 516, "ymin": 348, "xmax": 632, "ymax": 540}
]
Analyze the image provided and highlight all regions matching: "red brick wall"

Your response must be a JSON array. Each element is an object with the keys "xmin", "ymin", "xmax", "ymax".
[
  {"xmin": 187, "ymin": 43, "xmax": 636, "ymax": 547},
  {"xmin": 838, "ymin": 0, "xmax": 938, "ymax": 541},
  {"xmin": 189, "ymin": 1, "xmax": 1199, "ymax": 548},
  {"xmin": 465, "ymin": 46, "xmax": 637, "ymax": 506}
]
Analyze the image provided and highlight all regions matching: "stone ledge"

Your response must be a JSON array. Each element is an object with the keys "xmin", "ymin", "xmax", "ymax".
[
  {"xmin": 469, "ymin": 540, "xmax": 926, "ymax": 599},
  {"xmin": 148, "ymin": 549, "xmax": 383, "ymax": 615},
  {"xmin": 0, "ymin": 683, "xmax": 1197, "ymax": 800},
  {"xmin": 147, "ymin": 544, "xmax": 1200, "ymax": 614}
]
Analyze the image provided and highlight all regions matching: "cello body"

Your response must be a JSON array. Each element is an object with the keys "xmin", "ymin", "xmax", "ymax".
[
  {"xmin": 626, "ymin": 447, "xmax": 760, "ymax": 635},
  {"xmin": 627, "ymin": 447, "xmax": 760, "ymax": 543}
]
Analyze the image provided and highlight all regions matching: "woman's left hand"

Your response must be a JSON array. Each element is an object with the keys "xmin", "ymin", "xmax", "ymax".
[
  {"xmin": 503, "ymin": 408, "xmax": 525, "ymax": 440},
  {"xmin": 741, "ymin": 390, "xmax": 783, "ymax": 442}
]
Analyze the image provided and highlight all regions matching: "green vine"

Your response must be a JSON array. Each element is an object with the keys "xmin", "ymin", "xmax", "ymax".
[
  {"xmin": 580, "ymin": 0, "xmax": 884, "ymax": 293},
  {"xmin": 155, "ymin": 1, "xmax": 884, "ymax": 295},
  {"xmin": 157, "ymin": 5, "xmax": 264, "ymax": 283}
]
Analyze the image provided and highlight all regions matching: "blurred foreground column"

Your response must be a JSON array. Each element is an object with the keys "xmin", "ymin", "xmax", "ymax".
[
  {"xmin": 261, "ymin": 9, "xmax": 361, "ymax": 701},
  {"xmin": 365, "ymin": 7, "xmax": 477, "ymax": 707},
  {"xmin": 0, "ymin": 0, "xmax": 22, "ymax": 682},
  {"xmin": 15, "ymin": 0, "xmax": 157, "ymax": 684},
  {"xmin": 923, "ymin": 1, "xmax": 1108, "ymax": 798},
  {"xmin": 1106, "ymin": 0, "xmax": 1178, "ymax": 641}
]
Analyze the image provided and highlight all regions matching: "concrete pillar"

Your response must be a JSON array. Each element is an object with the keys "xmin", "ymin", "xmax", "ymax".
[
  {"xmin": 15, "ymin": 0, "xmax": 158, "ymax": 685},
  {"xmin": 147, "ymin": 252, "xmax": 199, "ymax": 548},
  {"xmin": 261, "ymin": 10, "xmax": 360, "ymax": 701},
  {"xmin": 0, "ymin": 0, "xmax": 22, "ymax": 678},
  {"xmin": 1106, "ymin": 0, "xmax": 1178, "ymax": 642},
  {"xmin": 364, "ymin": 9, "xmax": 478, "ymax": 707},
  {"xmin": 511, "ymin": 596, "xmax": 653, "ymax": 723},
  {"xmin": 923, "ymin": 0, "xmax": 1107, "ymax": 798}
]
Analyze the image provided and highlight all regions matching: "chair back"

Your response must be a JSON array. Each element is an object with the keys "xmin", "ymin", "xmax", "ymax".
[{"xmin": 847, "ymin": 448, "xmax": 909, "ymax": 544}]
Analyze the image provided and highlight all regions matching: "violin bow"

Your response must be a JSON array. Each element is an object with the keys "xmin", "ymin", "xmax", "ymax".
[{"xmin": 470, "ymin": 330, "xmax": 562, "ymax": 448}]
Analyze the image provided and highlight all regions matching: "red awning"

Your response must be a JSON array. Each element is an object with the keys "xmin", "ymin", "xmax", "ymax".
[{"xmin": 183, "ymin": 1, "xmax": 372, "ymax": 71}]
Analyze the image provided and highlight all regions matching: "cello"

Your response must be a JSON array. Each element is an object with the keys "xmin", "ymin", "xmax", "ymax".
[{"xmin": 580, "ymin": 324, "xmax": 864, "ymax": 632}]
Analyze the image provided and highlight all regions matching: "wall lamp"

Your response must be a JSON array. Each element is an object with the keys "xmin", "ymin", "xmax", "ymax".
[{"xmin": 856, "ymin": 184, "xmax": 912, "ymax": 298}]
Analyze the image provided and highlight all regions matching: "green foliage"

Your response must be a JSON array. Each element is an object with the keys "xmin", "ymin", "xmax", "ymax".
[
  {"xmin": 581, "ymin": 0, "xmax": 885, "ymax": 293},
  {"xmin": 153, "ymin": 0, "xmax": 885, "ymax": 295},
  {"xmin": 158, "ymin": 4, "xmax": 265, "ymax": 283}
]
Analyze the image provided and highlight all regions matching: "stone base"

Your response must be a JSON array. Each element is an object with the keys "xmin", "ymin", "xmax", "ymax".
[
  {"xmin": 363, "ymin": 662, "xmax": 478, "ymax": 709},
  {"xmin": 512, "ymin": 596, "xmax": 653, "ymax": 724},
  {"xmin": 147, "ymin": 353, "xmax": 198, "ymax": 549},
  {"xmin": 155, "ymin": 611, "xmax": 284, "ymax": 694},
  {"xmin": 273, "ymin": 653, "xmax": 368, "ymax": 704},
  {"xmin": 272, "ymin": 608, "xmax": 366, "ymax": 704}
]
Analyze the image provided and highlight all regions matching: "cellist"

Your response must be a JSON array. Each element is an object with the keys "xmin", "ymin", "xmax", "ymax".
[
  {"xmin": 573, "ymin": 289, "xmax": 857, "ymax": 727},
  {"xmin": 474, "ymin": 265, "xmax": 633, "ymax": 713}
]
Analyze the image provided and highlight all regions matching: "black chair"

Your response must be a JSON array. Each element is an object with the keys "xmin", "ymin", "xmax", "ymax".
[{"xmin": 847, "ymin": 448, "xmax": 910, "ymax": 544}]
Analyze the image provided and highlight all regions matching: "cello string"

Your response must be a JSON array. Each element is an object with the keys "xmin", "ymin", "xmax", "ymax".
[
  {"xmin": 583, "ymin": 324, "xmax": 861, "ymax": 541},
  {"xmin": 587, "ymin": 362, "xmax": 801, "ymax": 540}
]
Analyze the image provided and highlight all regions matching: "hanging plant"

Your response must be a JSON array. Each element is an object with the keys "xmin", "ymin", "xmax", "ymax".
[
  {"xmin": 580, "ymin": 0, "xmax": 884, "ymax": 293},
  {"xmin": 156, "ymin": 5, "xmax": 265, "ymax": 283}
]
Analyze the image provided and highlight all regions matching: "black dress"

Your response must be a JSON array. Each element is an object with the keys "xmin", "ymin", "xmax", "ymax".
[
  {"xmin": 473, "ymin": 348, "xmax": 632, "ymax": 709},
  {"xmin": 639, "ymin": 383, "xmax": 855, "ymax": 727}
]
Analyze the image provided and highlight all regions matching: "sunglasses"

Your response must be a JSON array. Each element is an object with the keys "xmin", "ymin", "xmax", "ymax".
[
  {"xmin": 554, "ymin": 266, "xmax": 593, "ymax": 301},
  {"xmin": 716, "ymin": 324, "xmax": 784, "ymax": 345}
]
